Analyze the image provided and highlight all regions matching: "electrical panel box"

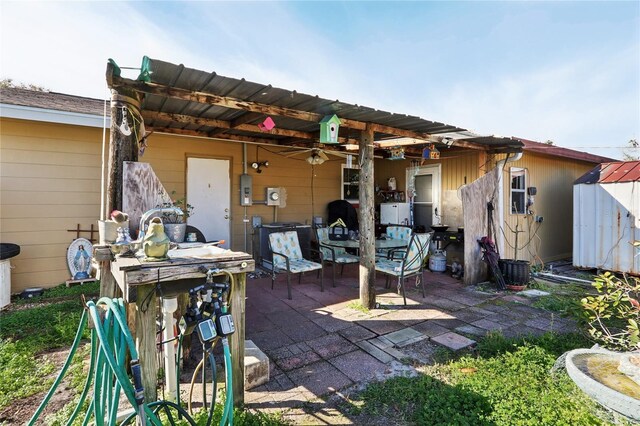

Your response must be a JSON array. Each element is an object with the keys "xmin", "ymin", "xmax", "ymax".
[{"xmin": 240, "ymin": 174, "xmax": 253, "ymax": 206}]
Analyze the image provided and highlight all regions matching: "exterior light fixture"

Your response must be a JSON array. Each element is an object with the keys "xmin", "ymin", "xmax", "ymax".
[
  {"xmin": 251, "ymin": 161, "xmax": 269, "ymax": 173},
  {"xmin": 306, "ymin": 153, "xmax": 326, "ymax": 165}
]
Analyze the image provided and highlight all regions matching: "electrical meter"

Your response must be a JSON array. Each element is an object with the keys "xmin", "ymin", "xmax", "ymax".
[{"xmin": 196, "ymin": 318, "xmax": 218, "ymax": 343}]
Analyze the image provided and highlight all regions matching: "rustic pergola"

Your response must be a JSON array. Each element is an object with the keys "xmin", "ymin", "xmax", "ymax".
[{"xmin": 105, "ymin": 56, "xmax": 523, "ymax": 309}]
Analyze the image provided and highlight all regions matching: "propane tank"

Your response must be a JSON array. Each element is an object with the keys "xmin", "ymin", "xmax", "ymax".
[{"xmin": 429, "ymin": 250, "xmax": 447, "ymax": 272}]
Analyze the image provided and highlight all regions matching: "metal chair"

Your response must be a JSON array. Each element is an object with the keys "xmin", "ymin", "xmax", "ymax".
[
  {"xmin": 315, "ymin": 227, "xmax": 359, "ymax": 287},
  {"xmin": 378, "ymin": 225, "xmax": 413, "ymax": 259},
  {"xmin": 268, "ymin": 231, "xmax": 323, "ymax": 300},
  {"xmin": 375, "ymin": 232, "xmax": 433, "ymax": 305}
]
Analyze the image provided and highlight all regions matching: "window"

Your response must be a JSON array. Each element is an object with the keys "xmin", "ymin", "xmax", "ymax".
[
  {"xmin": 510, "ymin": 167, "xmax": 526, "ymax": 214},
  {"xmin": 341, "ymin": 165, "xmax": 359, "ymax": 203}
]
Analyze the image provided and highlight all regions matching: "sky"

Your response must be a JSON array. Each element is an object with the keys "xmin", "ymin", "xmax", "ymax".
[{"xmin": 1, "ymin": 1, "xmax": 638, "ymax": 160}]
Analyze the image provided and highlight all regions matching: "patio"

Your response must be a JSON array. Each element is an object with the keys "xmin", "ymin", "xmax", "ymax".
[{"xmin": 243, "ymin": 266, "xmax": 578, "ymax": 422}]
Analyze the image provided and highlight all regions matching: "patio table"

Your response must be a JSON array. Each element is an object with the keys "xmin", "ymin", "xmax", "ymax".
[{"xmin": 321, "ymin": 238, "xmax": 408, "ymax": 251}]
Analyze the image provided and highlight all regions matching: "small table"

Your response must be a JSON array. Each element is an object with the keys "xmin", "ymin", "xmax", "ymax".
[{"xmin": 321, "ymin": 238, "xmax": 408, "ymax": 251}]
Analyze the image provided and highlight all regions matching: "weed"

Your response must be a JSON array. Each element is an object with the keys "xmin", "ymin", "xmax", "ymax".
[
  {"xmin": 347, "ymin": 301, "xmax": 370, "ymax": 313},
  {"xmin": 0, "ymin": 339, "xmax": 55, "ymax": 409},
  {"xmin": 356, "ymin": 333, "xmax": 604, "ymax": 425}
]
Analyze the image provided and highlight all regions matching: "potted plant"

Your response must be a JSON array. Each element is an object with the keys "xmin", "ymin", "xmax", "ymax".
[
  {"xmin": 499, "ymin": 217, "xmax": 530, "ymax": 291},
  {"xmin": 157, "ymin": 191, "xmax": 194, "ymax": 242}
]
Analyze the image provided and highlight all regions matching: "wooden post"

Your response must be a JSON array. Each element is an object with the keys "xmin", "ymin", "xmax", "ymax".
[
  {"xmin": 135, "ymin": 284, "xmax": 157, "ymax": 402},
  {"xmin": 359, "ymin": 124, "xmax": 376, "ymax": 308},
  {"xmin": 230, "ymin": 272, "xmax": 246, "ymax": 407},
  {"xmin": 106, "ymin": 86, "xmax": 140, "ymax": 214},
  {"xmin": 94, "ymin": 246, "xmax": 119, "ymax": 298}
]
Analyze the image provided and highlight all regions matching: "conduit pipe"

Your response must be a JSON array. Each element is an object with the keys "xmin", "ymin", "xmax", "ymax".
[
  {"xmin": 496, "ymin": 151, "xmax": 523, "ymax": 255},
  {"xmin": 162, "ymin": 296, "xmax": 179, "ymax": 401}
]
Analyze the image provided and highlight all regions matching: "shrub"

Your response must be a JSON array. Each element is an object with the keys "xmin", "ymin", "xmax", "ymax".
[{"xmin": 581, "ymin": 273, "xmax": 640, "ymax": 351}]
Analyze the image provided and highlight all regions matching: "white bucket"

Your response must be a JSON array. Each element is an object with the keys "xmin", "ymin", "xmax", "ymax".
[
  {"xmin": 98, "ymin": 220, "xmax": 129, "ymax": 245},
  {"xmin": 0, "ymin": 260, "xmax": 11, "ymax": 309}
]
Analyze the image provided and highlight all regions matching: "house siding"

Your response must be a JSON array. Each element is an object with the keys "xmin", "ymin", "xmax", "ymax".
[
  {"xmin": 500, "ymin": 151, "xmax": 595, "ymax": 263},
  {"xmin": 1, "ymin": 118, "xmax": 103, "ymax": 292},
  {"xmin": 0, "ymin": 117, "xmax": 346, "ymax": 292}
]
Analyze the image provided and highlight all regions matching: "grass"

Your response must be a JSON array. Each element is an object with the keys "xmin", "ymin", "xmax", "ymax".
[
  {"xmin": 347, "ymin": 300, "xmax": 370, "ymax": 313},
  {"xmin": 0, "ymin": 282, "xmax": 98, "ymax": 410},
  {"xmin": 351, "ymin": 332, "xmax": 619, "ymax": 425},
  {"xmin": 1, "ymin": 281, "xmax": 289, "ymax": 425}
]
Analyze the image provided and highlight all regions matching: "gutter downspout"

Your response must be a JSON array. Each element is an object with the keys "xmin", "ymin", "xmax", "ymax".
[
  {"xmin": 496, "ymin": 151, "xmax": 523, "ymax": 256},
  {"xmin": 243, "ymin": 143, "xmax": 248, "ymax": 252}
]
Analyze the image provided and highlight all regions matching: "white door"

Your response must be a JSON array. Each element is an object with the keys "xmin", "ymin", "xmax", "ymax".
[
  {"xmin": 187, "ymin": 157, "xmax": 231, "ymax": 248},
  {"xmin": 407, "ymin": 165, "xmax": 441, "ymax": 230}
]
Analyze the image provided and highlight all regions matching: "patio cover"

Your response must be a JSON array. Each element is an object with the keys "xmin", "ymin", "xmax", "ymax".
[{"xmin": 106, "ymin": 56, "xmax": 523, "ymax": 154}]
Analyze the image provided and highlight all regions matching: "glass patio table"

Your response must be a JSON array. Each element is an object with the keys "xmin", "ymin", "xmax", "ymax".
[{"xmin": 320, "ymin": 238, "xmax": 408, "ymax": 250}]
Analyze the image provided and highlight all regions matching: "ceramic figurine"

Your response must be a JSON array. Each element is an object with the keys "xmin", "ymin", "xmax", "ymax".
[
  {"xmin": 114, "ymin": 226, "xmax": 135, "ymax": 257},
  {"xmin": 142, "ymin": 217, "xmax": 170, "ymax": 261}
]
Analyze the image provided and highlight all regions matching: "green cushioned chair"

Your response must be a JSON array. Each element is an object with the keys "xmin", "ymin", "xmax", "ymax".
[
  {"xmin": 268, "ymin": 231, "xmax": 323, "ymax": 300},
  {"xmin": 375, "ymin": 232, "xmax": 433, "ymax": 305},
  {"xmin": 315, "ymin": 227, "xmax": 359, "ymax": 287}
]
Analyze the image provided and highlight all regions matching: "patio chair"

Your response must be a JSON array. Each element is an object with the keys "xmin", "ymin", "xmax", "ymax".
[
  {"xmin": 375, "ymin": 232, "xmax": 433, "ymax": 305},
  {"xmin": 315, "ymin": 227, "xmax": 359, "ymax": 286},
  {"xmin": 268, "ymin": 231, "xmax": 323, "ymax": 300},
  {"xmin": 378, "ymin": 225, "xmax": 413, "ymax": 259}
]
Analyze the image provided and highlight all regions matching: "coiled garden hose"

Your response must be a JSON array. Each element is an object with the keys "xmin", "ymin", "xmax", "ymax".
[{"xmin": 28, "ymin": 298, "xmax": 170, "ymax": 426}]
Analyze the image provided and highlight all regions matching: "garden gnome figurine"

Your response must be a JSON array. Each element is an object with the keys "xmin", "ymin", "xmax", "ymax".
[{"xmin": 142, "ymin": 217, "xmax": 170, "ymax": 261}]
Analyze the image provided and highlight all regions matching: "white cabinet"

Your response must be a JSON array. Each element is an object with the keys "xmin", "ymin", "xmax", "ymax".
[{"xmin": 380, "ymin": 202, "xmax": 411, "ymax": 225}]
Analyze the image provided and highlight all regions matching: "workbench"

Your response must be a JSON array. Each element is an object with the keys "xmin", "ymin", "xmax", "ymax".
[{"xmin": 107, "ymin": 245, "xmax": 254, "ymax": 406}]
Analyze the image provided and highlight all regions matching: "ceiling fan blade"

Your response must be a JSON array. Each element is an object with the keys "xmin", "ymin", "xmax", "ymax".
[{"xmin": 318, "ymin": 150, "xmax": 329, "ymax": 161}]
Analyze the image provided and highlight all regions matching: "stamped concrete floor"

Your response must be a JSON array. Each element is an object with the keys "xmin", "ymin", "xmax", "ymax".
[{"xmin": 244, "ymin": 266, "xmax": 577, "ymax": 424}]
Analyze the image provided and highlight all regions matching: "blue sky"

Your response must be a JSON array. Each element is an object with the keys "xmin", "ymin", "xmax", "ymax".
[{"xmin": 1, "ymin": 1, "xmax": 638, "ymax": 159}]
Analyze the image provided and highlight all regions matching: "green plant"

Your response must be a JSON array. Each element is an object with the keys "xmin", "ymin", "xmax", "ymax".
[
  {"xmin": 0, "ymin": 339, "xmax": 55, "ymax": 409},
  {"xmin": 581, "ymin": 273, "xmax": 640, "ymax": 351},
  {"xmin": 356, "ymin": 332, "xmax": 604, "ymax": 425},
  {"xmin": 157, "ymin": 190, "xmax": 195, "ymax": 223},
  {"xmin": 347, "ymin": 301, "xmax": 370, "ymax": 314}
]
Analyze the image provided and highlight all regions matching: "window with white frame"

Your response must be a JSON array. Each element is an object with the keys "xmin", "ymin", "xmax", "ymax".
[{"xmin": 510, "ymin": 167, "xmax": 526, "ymax": 214}]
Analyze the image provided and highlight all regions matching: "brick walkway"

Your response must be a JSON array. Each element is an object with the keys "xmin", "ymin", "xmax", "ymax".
[{"xmin": 244, "ymin": 266, "xmax": 577, "ymax": 422}]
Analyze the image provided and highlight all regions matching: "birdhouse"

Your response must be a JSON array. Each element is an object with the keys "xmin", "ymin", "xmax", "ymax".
[
  {"xmin": 422, "ymin": 144, "xmax": 440, "ymax": 160},
  {"xmin": 388, "ymin": 147, "xmax": 405, "ymax": 160},
  {"xmin": 258, "ymin": 116, "xmax": 276, "ymax": 131},
  {"xmin": 319, "ymin": 114, "xmax": 341, "ymax": 144}
]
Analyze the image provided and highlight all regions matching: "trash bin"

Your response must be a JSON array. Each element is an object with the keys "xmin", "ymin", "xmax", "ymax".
[{"xmin": 0, "ymin": 243, "xmax": 21, "ymax": 309}]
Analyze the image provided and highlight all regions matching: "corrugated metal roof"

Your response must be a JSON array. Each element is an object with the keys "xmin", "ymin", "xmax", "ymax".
[
  {"xmin": 520, "ymin": 138, "xmax": 615, "ymax": 165},
  {"xmin": 574, "ymin": 161, "xmax": 640, "ymax": 184},
  {"xmin": 138, "ymin": 57, "xmax": 523, "ymax": 150}
]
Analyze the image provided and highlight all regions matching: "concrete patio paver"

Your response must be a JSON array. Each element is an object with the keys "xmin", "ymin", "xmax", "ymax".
[
  {"xmin": 329, "ymin": 350, "xmax": 388, "ymax": 382},
  {"xmin": 286, "ymin": 361, "xmax": 353, "ymax": 396},
  {"xmin": 412, "ymin": 320, "xmax": 450, "ymax": 337},
  {"xmin": 306, "ymin": 334, "xmax": 358, "ymax": 359},
  {"xmin": 243, "ymin": 267, "xmax": 580, "ymax": 419},
  {"xmin": 383, "ymin": 327, "xmax": 426, "ymax": 347},
  {"xmin": 431, "ymin": 332, "xmax": 477, "ymax": 351},
  {"xmin": 355, "ymin": 340, "xmax": 394, "ymax": 363},
  {"xmin": 337, "ymin": 325, "xmax": 377, "ymax": 343}
]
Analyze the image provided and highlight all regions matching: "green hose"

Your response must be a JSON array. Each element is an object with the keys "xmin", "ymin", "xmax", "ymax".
[{"xmin": 28, "ymin": 297, "xmax": 164, "ymax": 426}]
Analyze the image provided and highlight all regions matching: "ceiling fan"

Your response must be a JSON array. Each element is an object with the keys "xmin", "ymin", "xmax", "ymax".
[{"xmin": 279, "ymin": 147, "xmax": 351, "ymax": 165}]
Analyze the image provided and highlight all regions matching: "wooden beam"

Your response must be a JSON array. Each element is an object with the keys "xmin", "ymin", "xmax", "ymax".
[
  {"xmin": 145, "ymin": 111, "xmax": 349, "ymax": 143},
  {"xmin": 111, "ymin": 76, "xmax": 367, "ymax": 130},
  {"xmin": 111, "ymin": 76, "xmax": 491, "ymax": 150},
  {"xmin": 147, "ymin": 126, "xmax": 284, "ymax": 146},
  {"xmin": 359, "ymin": 124, "xmax": 376, "ymax": 309},
  {"xmin": 230, "ymin": 112, "xmax": 264, "ymax": 128},
  {"xmin": 143, "ymin": 111, "xmax": 230, "ymax": 129}
]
